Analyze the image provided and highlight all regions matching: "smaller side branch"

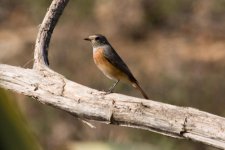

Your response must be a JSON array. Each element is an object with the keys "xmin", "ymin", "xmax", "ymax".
[{"xmin": 33, "ymin": 0, "xmax": 69, "ymax": 68}]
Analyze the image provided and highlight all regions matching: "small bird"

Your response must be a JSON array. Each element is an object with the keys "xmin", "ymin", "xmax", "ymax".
[{"xmin": 84, "ymin": 34, "xmax": 149, "ymax": 99}]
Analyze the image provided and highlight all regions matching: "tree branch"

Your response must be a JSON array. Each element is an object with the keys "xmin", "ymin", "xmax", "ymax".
[
  {"xmin": 33, "ymin": 0, "xmax": 69, "ymax": 68},
  {"xmin": 0, "ymin": 0, "xmax": 225, "ymax": 149}
]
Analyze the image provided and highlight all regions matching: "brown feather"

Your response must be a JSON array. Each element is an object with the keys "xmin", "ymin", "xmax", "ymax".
[{"xmin": 132, "ymin": 82, "xmax": 149, "ymax": 99}]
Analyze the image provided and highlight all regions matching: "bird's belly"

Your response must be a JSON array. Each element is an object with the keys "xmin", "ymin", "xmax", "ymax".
[{"xmin": 93, "ymin": 49, "xmax": 128, "ymax": 81}]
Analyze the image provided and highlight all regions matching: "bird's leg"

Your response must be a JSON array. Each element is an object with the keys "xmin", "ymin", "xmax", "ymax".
[{"xmin": 106, "ymin": 80, "xmax": 120, "ymax": 94}]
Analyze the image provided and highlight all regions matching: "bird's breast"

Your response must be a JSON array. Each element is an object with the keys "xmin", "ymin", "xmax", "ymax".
[
  {"xmin": 93, "ymin": 48, "xmax": 128, "ymax": 81},
  {"xmin": 93, "ymin": 48, "xmax": 108, "ymax": 67}
]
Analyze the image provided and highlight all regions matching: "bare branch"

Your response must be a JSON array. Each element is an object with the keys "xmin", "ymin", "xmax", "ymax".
[
  {"xmin": 33, "ymin": 0, "xmax": 69, "ymax": 68},
  {"xmin": 0, "ymin": 0, "xmax": 225, "ymax": 149},
  {"xmin": 0, "ymin": 64, "xmax": 225, "ymax": 149}
]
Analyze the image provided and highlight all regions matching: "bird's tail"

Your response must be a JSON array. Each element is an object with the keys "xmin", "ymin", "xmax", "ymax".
[{"xmin": 132, "ymin": 82, "xmax": 149, "ymax": 99}]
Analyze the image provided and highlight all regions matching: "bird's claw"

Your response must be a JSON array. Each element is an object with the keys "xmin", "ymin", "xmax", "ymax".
[{"xmin": 101, "ymin": 89, "xmax": 113, "ymax": 95}]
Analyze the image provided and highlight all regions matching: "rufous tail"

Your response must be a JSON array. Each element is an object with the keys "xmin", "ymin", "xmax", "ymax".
[{"xmin": 132, "ymin": 82, "xmax": 149, "ymax": 99}]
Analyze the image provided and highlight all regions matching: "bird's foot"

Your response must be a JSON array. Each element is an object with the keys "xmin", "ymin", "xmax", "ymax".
[{"xmin": 101, "ymin": 89, "xmax": 113, "ymax": 95}]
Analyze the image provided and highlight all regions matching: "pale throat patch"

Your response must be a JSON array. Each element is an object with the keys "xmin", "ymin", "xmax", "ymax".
[{"xmin": 93, "ymin": 45, "xmax": 108, "ymax": 53}]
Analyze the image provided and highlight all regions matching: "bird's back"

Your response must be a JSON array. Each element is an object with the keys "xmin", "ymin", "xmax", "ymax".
[{"xmin": 102, "ymin": 45, "xmax": 137, "ymax": 83}]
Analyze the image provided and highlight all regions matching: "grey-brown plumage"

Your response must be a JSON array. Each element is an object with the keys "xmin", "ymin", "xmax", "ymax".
[{"xmin": 84, "ymin": 34, "xmax": 149, "ymax": 99}]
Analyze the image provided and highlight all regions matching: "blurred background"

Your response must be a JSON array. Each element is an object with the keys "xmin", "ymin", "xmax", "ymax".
[{"xmin": 0, "ymin": 0, "xmax": 225, "ymax": 149}]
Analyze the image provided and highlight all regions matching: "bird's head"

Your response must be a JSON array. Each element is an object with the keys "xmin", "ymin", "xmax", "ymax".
[{"xmin": 84, "ymin": 34, "xmax": 109, "ymax": 47}]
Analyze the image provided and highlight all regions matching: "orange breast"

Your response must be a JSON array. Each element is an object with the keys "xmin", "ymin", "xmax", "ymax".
[
  {"xmin": 93, "ymin": 48, "xmax": 109, "ymax": 67},
  {"xmin": 93, "ymin": 48, "xmax": 128, "ymax": 81}
]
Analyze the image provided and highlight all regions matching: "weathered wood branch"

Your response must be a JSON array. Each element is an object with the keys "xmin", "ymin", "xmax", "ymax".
[
  {"xmin": 1, "ymin": 64, "xmax": 225, "ymax": 149},
  {"xmin": 34, "ymin": 0, "xmax": 69, "ymax": 68},
  {"xmin": 0, "ymin": 0, "xmax": 225, "ymax": 149}
]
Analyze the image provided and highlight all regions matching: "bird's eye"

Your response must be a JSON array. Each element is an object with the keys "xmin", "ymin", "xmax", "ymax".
[{"xmin": 95, "ymin": 37, "xmax": 100, "ymax": 40}]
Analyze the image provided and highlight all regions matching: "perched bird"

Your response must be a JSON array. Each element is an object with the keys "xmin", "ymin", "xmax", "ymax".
[{"xmin": 84, "ymin": 34, "xmax": 149, "ymax": 99}]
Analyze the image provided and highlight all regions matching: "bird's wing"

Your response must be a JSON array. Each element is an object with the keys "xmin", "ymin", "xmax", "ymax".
[{"xmin": 103, "ymin": 46, "xmax": 137, "ymax": 82}]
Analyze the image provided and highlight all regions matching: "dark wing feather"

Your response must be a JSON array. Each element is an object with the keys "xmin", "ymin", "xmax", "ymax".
[{"xmin": 103, "ymin": 46, "xmax": 137, "ymax": 82}]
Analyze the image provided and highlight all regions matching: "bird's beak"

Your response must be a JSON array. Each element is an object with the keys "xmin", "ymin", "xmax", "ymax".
[{"xmin": 84, "ymin": 37, "xmax": 91, "ymax": 41}]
